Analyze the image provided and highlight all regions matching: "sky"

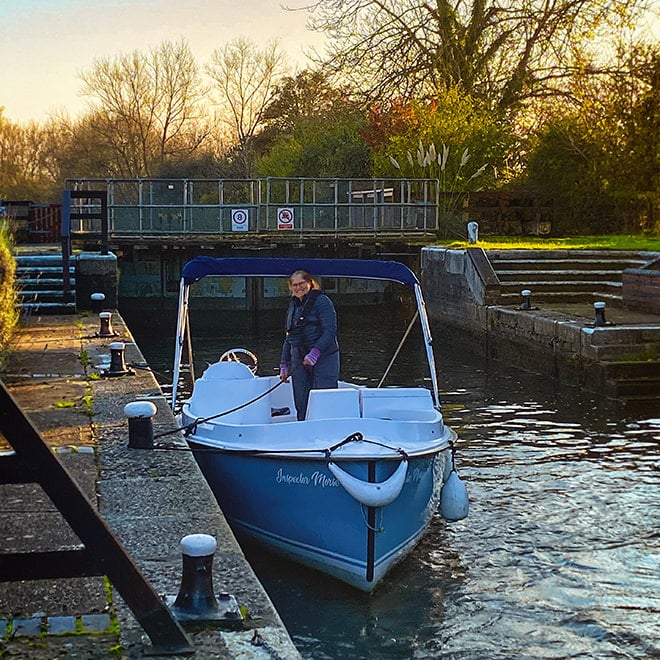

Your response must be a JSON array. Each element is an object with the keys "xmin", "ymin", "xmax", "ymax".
[{"xmin": 0, "ymin": 0, "xmax": 327, "ymax": 124}]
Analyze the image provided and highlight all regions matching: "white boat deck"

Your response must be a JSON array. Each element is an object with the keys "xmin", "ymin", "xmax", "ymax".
[
  {"xmin": 181, "ymin": 361, "xmax": 450, "ymax": 455},
  {"xmin": 186, "ymin": 361, "xmax": 439, "ymax": 425}
]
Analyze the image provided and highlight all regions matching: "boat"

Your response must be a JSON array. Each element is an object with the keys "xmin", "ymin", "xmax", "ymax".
[{"xmin": 171, "ymin": 257, "xmax": 468, "ymax": 593}]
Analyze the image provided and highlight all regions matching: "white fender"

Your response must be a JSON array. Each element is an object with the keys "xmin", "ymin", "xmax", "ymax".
[
  {"xmin": 440, "ymin": 470, "xmax": 469, "ymax": 521},
  {"xmin": 328, "ymin": 460, "xmax": 408, "ymax": 508}
]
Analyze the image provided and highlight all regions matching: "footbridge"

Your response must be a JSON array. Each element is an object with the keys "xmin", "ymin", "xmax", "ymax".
[{"xmin": 64, "ymin": 177, "xmax": 440, "ymax": 247}]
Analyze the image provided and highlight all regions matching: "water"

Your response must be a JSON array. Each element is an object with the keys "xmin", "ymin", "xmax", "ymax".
[{"xmin": 127, "ymin": 308, "xmax": 660, "ymax": 659}]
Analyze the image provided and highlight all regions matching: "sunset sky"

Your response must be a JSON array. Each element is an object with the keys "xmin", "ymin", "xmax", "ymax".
[{"xmin": 0, "ymin": 0, "xmax": 325, "ymax": 123}]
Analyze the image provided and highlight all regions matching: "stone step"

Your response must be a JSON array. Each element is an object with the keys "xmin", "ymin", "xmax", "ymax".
[
  {"xmin": 486, "ymin": 249, "xmax": 651, "ymax": 261},
  {"xmin": 603, "ymin": 359, "xmax": 660, "ymax": 398},
  {"xmin": 487, "ymin": 250, "xmax": 653, "ymax": 309},
  {"xmin": 19, "ymin": 278, "xmax": 76, "ymax": 288},
  {"xmin": 490, "ymin": 258, "xmax": 647, "ymax": 272},
  {"xmin": 19, "ymin": 301, "xmax": 77, "ymax": 315},
  {"xmin": 19, "ymin": 290, "xmax": 75, "ymax": 303},
  {"xmin": 14, "ymin": 251, "xmax": 77, "ymax": 312},
  {"xmin": 499, "ymin": 291, "xmax": 623, "ymax": 306},
  {"xmin": 499, "ymin": 280, "xmax": 622, "ymax": 293},
  {"xmin": 585, "ymin": 325, "xmax": 660, "ymax": 345},
  {"xmin": 496, "ymin": 269, "xmax": 628, "ymax": 283},
  {"xmin": 12, "ymin": 248, "xmax": 77, "ymax": 314},
  {"xmin": 14, "ymin": 253, "xmax": 68, "ymax": 265},
  {"xmin": 605, "ymin": 360, "xmax": 660, "ymax": 379},
  {"xmin": 618, "ymin": 393, "xmax": 660, "ymax": 412},
  {"xmin": 586, "ymin": 342, "xmax": 660, "ymax": 361},
  {"xmin": 614, "ymin": 376, "xmax": 660, "ymax": 397},
  {"xmin": 16, "ymin": 266, "xmax": 75, "ymax": 276}
]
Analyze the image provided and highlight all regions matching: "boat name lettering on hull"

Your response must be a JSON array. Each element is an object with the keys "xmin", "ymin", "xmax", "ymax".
[{"xmin": 276, "ymin": 468, "xmax": 339, "ymax": 488}]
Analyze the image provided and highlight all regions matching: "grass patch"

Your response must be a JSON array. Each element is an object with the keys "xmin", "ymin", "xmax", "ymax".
[{"xmin": 444, "ymin": 234, "xmax": 660, "ymax": 251}]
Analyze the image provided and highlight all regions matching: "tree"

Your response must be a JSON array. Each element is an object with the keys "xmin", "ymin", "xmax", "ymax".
[
  {"xmin": 206, "ymin": 37, "xmax": 289, "ymax": 176},
  {"xmin": 79, "ymin": 39, "xmax": 209, "ymax": 177},
  {"xmin": 0, "ymin": 109, "xmax": 59, "ymax": 201},
  {"xmin": 368, "ymin": 89, "xmax": 513, "ymax": 187},
  {"xmin": 262, "ymin": 70, "xmax": 357, "ymax": 131},
  {"xmin": 306, "ymin": 0, "xmax": 651, "ymax": 111},
  {"xmin": 256, "ymin": 111, "xmax": 371, "ymax": 177},
  {"xmin": 364, "ymin": 89, "xmax": 513, "ymax": 237},
  {"xmin": 255, "ymin": 70, "xmax": 371, "ymax": 177},
  {"xmin": 524, "ymin": 41, "xmax": 659, "ymax": 234}
]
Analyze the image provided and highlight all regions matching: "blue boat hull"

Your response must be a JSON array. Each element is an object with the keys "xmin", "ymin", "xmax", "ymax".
[{"xmin": 188, "ymin": 443, "xmax": 449, "ymax": 592}]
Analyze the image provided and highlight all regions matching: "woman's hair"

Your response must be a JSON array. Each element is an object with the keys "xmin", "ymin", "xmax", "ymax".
[{"xmin": 289, "ymin": 270, "xmax": 320, "ymax": 289}]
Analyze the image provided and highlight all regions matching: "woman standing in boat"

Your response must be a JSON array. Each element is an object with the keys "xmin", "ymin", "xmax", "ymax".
[{"xmin": 280, "ymin": 270, "xmax": 340, "ymax": 420}]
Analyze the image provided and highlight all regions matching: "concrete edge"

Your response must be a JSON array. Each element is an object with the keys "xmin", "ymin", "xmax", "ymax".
[{"xmin": 84, "ymin": 312, "xmax": 301, "ymax": 658}]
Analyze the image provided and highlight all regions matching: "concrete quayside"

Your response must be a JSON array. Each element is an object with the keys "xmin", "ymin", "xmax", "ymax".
[{"xmin": 0, "ymin": 312, "xmax": 302, "ymax": 658}]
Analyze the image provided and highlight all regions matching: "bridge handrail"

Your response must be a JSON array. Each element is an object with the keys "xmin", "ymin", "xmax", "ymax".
[{"xmin": 64, "ymin": 177, "xmax": 440, "ymax": 238}]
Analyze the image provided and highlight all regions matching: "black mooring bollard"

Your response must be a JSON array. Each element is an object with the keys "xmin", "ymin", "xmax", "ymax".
[
  {"xmin": 124, "ymin": 401, "xmax": 157, "ymax": 449},
  {"xmin": 594, "ymin": 301, "xmax": 607, "ymax": 326},
  {"xmin": 168, "ymin": 534, "xmax": 243, "ymax": 623},
  {"xmin": 90, "ymin": 292, "xmax": 105, "ymax": 314},
  {"xmin": 173, "ymin": 535, "xmax": 219, "ymax": 617},
  {"xmin": 104, "ymin": 341, "xmax": 129, "ymax": 376},
  {"xmin": 98, "ymin": 312, "xmax": 114, "ymax": 337},
  {"xmin": 520, "ymin": 289, "xmax": 533, "ymax": 310}
]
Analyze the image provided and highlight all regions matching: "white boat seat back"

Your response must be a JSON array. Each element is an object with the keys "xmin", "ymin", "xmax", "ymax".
[
  {"xmin": 361, "ymin": 387, "xmax": 434, "ymax": 419},
  {"xmin": 306, "ymin": 388, "xmax": 361, "ymax": 420},
  {"xmin": 189, "ymin": 363, "xmax": 270, "ymax": 423},
  {"xmin": 201, "ymin": 361, "xmax": 254, "ymax": 380}
]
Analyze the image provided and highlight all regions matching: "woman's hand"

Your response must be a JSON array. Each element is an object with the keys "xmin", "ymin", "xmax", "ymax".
[{"xmin": 303, "ymin": 347, "xmax": 321, "ymax": 366}]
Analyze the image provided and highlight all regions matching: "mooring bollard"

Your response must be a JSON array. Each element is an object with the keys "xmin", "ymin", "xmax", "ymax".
[
  {"xmin": 98, "ymin": 311, "xmax": 114, "ymax": 338},
  {"xmin": 102, "ymin": 341, "xmax": 131, "ymax": 377},
  {"xmin": 173, "ymin": 535, "xmax": 218, "ymax": 614},
  {"xmin": 167, "ymin": 534, "xmax": 242, "ymax": 623},
  {"xmin": 90, "ymin": 292, "xmax": 106, "ymax": 314},
  {"xmin": 594, "ymin": 301, "xmax": 607, "ymax": 326},
  {"xmin": 520, "ymin": 289, "xmax": 533, "ymax": 310},
  {"xmin": 467, "ymin": 221, "xmax": 479, "ymax": 244},
  {"xmin": 124, "ymin": 401, "xmax": 157, "ymax": 449}
]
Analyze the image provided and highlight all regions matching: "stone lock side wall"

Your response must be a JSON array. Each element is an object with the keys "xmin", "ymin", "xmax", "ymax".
[
  {"xmin": 622, "ymin": 267, "xmax": 660, "ymax": 314},
  {"xmin": 75, "ymin": 252, "xmax": 119, "ymax": 310},
  {"xmin": 420, "ymin": 247, "xmax": 605, "ymax": 393}
]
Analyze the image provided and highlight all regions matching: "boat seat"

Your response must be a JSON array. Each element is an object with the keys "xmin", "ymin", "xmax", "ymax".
[
  {"xmin": 188, "ymin": 366, "xmax": 270, "ymax": 423},
  {"xmin": 361, "ymin": 387, "xmax": 433, "ymax": 419},
  {"xmin": 306, "ymin": 388, "xmax": 361, "ymax": 420}
]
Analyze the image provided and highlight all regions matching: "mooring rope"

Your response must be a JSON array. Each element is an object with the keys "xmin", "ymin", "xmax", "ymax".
[{"xmin": 151, "ymin": 430, "xmax": 407, "ymax": 459}]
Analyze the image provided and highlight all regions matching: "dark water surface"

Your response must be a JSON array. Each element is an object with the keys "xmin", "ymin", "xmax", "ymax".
[{"xmin": 127, "ymin": 309, "xmax": 660, "ymax": 659}]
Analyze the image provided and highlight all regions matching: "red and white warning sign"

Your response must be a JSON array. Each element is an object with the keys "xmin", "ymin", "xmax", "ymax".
[
  {"xmin": 277, "ymin": 207, "xmax": 295, "ymax": 230},
  {"xmin": 231, "ymin": 208, "xmax": 249, "ymax": 232}
]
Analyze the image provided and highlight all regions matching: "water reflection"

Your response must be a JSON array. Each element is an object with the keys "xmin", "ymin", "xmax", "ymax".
[{"xmin": 126, "ymin": 308, "xmax": 660, "ymax": 660}]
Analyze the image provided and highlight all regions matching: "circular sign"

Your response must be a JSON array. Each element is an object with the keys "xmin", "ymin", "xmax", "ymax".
[
  {"xmin": 277, "ymin": 207, "xmax": 294, "ymax": 230},
  {"xmin": 232, "ymin": 209, "xmax": 248, "ymax": 225}
]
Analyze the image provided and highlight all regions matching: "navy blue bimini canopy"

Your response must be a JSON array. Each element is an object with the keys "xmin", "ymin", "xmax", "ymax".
[{"xmin": 181, "ymin": 257, "xmax": 420, "ymax": 287}]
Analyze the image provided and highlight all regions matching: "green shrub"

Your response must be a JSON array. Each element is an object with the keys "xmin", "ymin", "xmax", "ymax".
[{"xmin": 0, "ymin": 220, "xmax": 19, "ymax": 370}]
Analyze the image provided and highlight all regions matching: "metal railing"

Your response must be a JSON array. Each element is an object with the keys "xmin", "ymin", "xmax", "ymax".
[{"xmin": 64, "ymin": 177, "xmax": 440, "ymax": 238}]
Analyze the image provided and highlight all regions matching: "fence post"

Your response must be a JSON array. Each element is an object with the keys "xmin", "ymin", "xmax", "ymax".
[{"xmin": 61, "ymin": 191, "xmax": 72, "ymax": 302}]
